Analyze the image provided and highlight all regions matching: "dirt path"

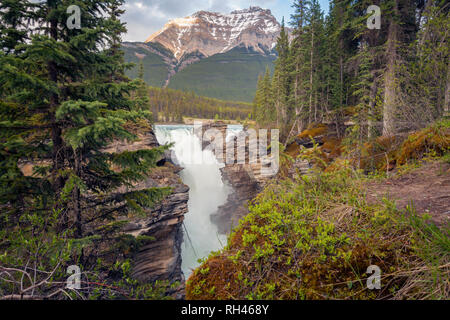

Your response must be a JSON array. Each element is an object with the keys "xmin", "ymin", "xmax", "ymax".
[{"xmin": 365, "ymin": 161, "xmax": 450, "ymax": 228}]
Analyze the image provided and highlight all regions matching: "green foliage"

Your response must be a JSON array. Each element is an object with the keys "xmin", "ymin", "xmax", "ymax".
[
  {"xmin": 0, "ymin": 0, "xmax": 174, "ymax": 300},
  {"xmin": 254, "ymin": 67, "xmax": 276, "ymax": 126},
  {"xmin": 255, "ymin": 0, "xmax": 448, "ymax": 143},
  {"xmin": 168, "ymin": 46, "xmax": 276, "ymax": 102},
  {"xmin": 123, "ymin": 43, "xmax": 276, "ymax": 103},
  {"xmin": 146, "ymin": 86, "xmax": 252, "ymax": 123},
  {"xmin": 187, "ymin": 164, "xmax": 449, "ymax": 300}
]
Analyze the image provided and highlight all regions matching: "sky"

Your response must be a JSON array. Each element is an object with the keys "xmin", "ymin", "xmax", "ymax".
[{"xmin": 121, "ymin": 0, "xmax": 330, "ymax": 42}]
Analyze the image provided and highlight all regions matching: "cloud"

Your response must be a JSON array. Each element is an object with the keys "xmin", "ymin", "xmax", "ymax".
[{"xmin": 121, "ymin": 0, "xmax": 280, "ymax": 42}]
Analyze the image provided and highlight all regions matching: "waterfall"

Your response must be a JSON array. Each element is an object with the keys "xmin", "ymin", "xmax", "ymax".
[{"xmin": 154, "ymin": 125, "xmax": 232, "ymax": 277}]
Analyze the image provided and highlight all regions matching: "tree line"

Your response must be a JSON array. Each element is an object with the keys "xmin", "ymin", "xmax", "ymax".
[
  {"xmin": 254, "ymin": 0, "xmax": 449, "ymax": 142},
  {"xmin": 145, "ymin": 83, "xmax": 252, "ymax": 123},
  {"xmin": 131, "ymin": 60, "xmax": 252, "ymax": 123}
]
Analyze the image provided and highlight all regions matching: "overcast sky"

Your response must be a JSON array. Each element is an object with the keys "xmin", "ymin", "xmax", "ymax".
[{"xmin": 121, "ymin": 0, "xmax": 330, "ymax": 42}]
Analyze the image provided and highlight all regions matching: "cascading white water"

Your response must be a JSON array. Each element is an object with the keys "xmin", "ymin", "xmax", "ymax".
[{"xmin": 154, "ymin": 125, "xmax": 233, "ymax": 276}]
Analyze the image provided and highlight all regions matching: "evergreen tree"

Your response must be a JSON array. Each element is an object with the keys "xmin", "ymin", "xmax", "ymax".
[
  {"xmin": 254, "ymin": 67, "xmax": 275, "ymax": 126},
  {"xmin": 272, "ymin": 18, "xmax": 291, "ymax": 133},
  {"xmin": 253, "ymin": 73, "xmax": 264, "ymax": 120},
  {"xmin": 0, "ymin": 0, "xmax": 170, "ymax": 298},
  {"xmin": 305, "ymin": 0, "xmax": 325, "ymax": 124},
  {"xmin": 396, "ymin": 0, "xmax": 449, "ymax": 125},
  {"xmin": 382, "ymin": 0, "xmax": 422, "ymax": 135},
  {"xmin": 0, "ymin": 0, "xmax": 30, "ymax": 54},
  {"xmin": 289, "ymin": 0, "xmax": 310, "ymax": 134},
  {"xmin": 256, "ymin": 0, "xmax": 446, "ymax": 143}
]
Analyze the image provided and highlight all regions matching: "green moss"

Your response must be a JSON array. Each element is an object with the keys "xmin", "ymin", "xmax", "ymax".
[
  {"xmin": 186, "ymin": 123, "xmax": 450, "ymax": 300},
  {"xmin": 186, "ymin": 164, "xmax": 448, "ymax": 300}
]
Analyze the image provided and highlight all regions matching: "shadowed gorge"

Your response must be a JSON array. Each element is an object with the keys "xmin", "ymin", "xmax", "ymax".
[{"xmin": 154, "ymin": 125, "xmax": 230, "ymax": 276}]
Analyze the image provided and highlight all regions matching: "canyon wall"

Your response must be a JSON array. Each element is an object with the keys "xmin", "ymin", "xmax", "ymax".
[
  {"xmin": 199, "ymin": 122, "xmax": 268, "ymax": 234},
  {"xmin": 105, "ymin": 129, "xmax": 189, "ymax": 298}
]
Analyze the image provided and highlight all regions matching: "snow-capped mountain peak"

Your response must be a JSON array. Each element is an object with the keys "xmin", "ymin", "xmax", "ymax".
[{"xmin": 145, "ymin": 6, "xmax": 282, "ymax": 60}]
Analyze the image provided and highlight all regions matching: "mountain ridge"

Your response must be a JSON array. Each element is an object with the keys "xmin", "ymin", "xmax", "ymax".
[
  {"xmin": 122, "ymin": 6, "xmax": 286, "ymax": 102},
  {"xmin": 145, "ymin": 6, "xmax": 282, "ymax": 60}
]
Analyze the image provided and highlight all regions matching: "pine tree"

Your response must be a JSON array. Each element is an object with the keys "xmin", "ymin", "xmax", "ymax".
[
  {"xmin": 262, "ymin": 67, "xmax": 275, "ymax": 124},
  {"xmin": 306, "ymin": 0, "xmax": 324, "ymax": 123},
  {"xmin": 272, "ymin": 18, "xmax": 291, "ymax": 132},
  {"xmin": 322, "ymin": 0, "xmax": 358, "ymax": 137},
  {"xmin": 287, "ymin": 0, "xmax": 325, "ymax": 137},
  {"xmin": 396, "ymin": 0, "xmax": 449, "ymax": 124},
  {"xmin": 0, "ymin": 0, "xmax": 30, "ymax": 54},
  {"xmin": 0, "ymin": 0, "xmax": 169, "ymax": 298},
  {"xmin": 133, "ymin": 59, "xmax": 152, "ymax": 116},
  {"xmin": 382, "ymin": 0, "xmax": 421, "ymax": 135},
  {"xmin": 257, "ymin": 0, "xmax": 446, "ymax": 143},
  {"xmin": 253, "ymin": 74, "xmax": 264, "ymax": 120},
  {"xmin": 253, "ymin": 67, "xmax": 274, "ymax": 125}
]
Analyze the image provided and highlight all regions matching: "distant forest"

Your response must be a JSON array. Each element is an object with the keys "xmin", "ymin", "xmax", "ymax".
[{"xmin": 145, "ymin": 86, "xmax": 252, "ymax": 123}]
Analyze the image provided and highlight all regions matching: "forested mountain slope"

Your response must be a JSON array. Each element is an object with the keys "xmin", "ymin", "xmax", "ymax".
[
  {"xmin": 122, "ymin": 43, "xmax": 276, "ymax": 103},
  {"xmin": 168, "ymin": 46, "xmax": 276, "ymax": 102},
  {"xmin": 122, "ymin": 42, "xmax": 171, "ymax": 87},
  {"xmin": 122, "ymin": 7, "xmax": 288, "ymax": 102}
]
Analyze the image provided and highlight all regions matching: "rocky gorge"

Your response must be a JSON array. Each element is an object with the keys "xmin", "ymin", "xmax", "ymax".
[
  {"xmin": 122, "ymin": 122, "xmax": 271, "ymax": 297},
  {"xmin": 118, "ymin": 122, "xmax": 312, "ymax": 296},
  {"xmin": 102, "ymin": 129, "xmax": 189, "ymax": 297},
  {"xmin": 197, "ymin": 122, "xmax": 271, "ymax": 234}
]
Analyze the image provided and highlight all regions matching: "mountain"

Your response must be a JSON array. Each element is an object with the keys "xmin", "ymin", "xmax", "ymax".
[
  {"xmin": 122, "ymin": 42, "xmax": 172, "ymax": 88},
  {"xmin": 168, "ymin": 46, "xmax": 276, "ymax": 102},
  {"xmin": 122, "ymin": 7, "xmax": 285, "ymax": 102},
  {"xmin": 145, "ymin": 7, "xmax": 281, "ymax": 59}
]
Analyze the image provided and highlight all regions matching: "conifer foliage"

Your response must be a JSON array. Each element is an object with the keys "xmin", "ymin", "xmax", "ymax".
[
  {"xmin": 254, "ymin": 0, "xmax": 449, "ymax": 142},
  {"xmin": 0, "ymin": 0, "xmax": 170, "ymax": 299}
]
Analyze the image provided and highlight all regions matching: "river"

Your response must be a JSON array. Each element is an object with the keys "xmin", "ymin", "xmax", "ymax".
[{"xmin": 154, "ymin": 124, "xmax": 241, "ymax": 277}]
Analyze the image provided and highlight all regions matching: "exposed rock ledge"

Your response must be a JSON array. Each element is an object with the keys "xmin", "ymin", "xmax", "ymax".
[
  {"xmin": 213, "ymin": 163, "xmax": 263, "ymax": 234},
  {"xmin": 105, "ymin": 129, "xmax": 189, "ymax": 298},
  {"xmin": 198, "ymin": 122, "xmax": 269, "ymax": 234},
  {"xmin": 199, "ymin": 122, "xmax": 316, "ymax": 234}
]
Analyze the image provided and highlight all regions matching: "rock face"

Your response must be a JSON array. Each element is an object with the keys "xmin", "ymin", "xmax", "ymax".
[
  {"xmin": 107, "ymin": 129, "xmax": 189, "ymax": 298},
  {"xmin": 198, "ymin": 122, "xmax": 270, "ymax": 234},
  {"xmin": 213, "ymin": 164, "xmax": 263, "ymax": 234},
  {"xmin": 125, "ymin": 165, "xmax": 188, "ymax": 286},
  {"xmin": 146, "ymin": 7, "xmax": 283, "ymax": 60}
]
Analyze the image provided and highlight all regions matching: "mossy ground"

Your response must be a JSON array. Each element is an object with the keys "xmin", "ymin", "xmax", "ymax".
[
  {"xmin": 186, "ymin": 122, "xmax": 450, "ymax": 300},
  {"xmin": 350, "ymin": 121, "xmax": 450, "ymax": 172},
  {"xmin": 285, "ymin": 123, "xmax": 343, "ymax": 170}
]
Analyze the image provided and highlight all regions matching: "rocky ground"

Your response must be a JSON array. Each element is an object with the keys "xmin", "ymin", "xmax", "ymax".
[{"xmin": 366, "ymin": 161, "xmax": 450, "ymax": 228}]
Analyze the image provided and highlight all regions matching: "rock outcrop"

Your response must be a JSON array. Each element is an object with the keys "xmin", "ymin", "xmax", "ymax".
[
  {"xmin": 105, "ymin": 129, "xmax": 189, "ymax": 298},
  {"xmin": 213, "ymin": 164, "xmax": 263, "ymax": 234},
  {"xmin": 198, "ymin": 122, "xmax": 271, "ymax": 234},
  {"xmin": 124, "ymin": 164, "xmax": 188, "ymax": 289}
]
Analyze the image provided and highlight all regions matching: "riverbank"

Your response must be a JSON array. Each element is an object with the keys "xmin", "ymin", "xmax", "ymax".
[{"xmin": 186, "ymin": 122, "xmax": 450, "ymax": 300}]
